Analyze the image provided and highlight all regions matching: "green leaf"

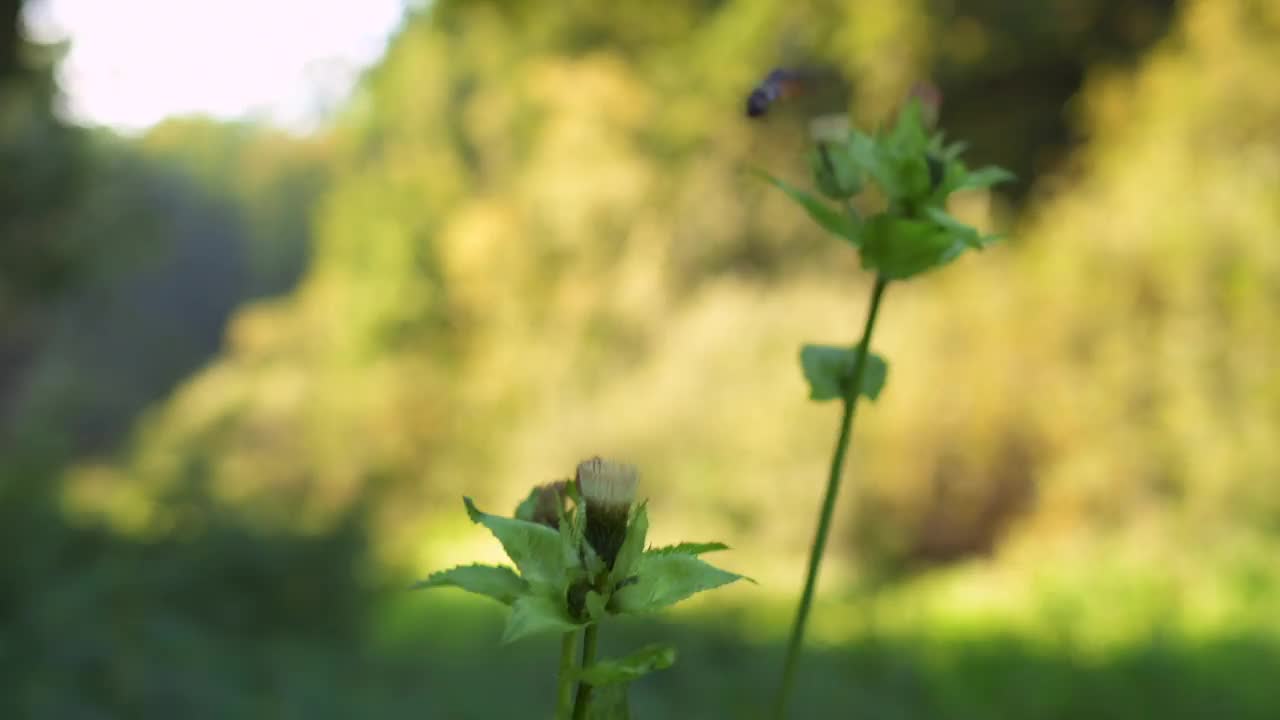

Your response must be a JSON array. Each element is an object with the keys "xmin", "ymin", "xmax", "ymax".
[
  {"xmin": 799, "ymin": 344, "xmax": 889, "ymax": 402},
  {"xmin": 610, "ymin": 503, "xmax": 648, "ymax": 586},
  {"xmin": 611, "ymin": 553, "xmax": 749, "ymax": 614},
  {"xmin": 753, "ymin": 169, "xmax": 860, "ymax": 246},
  {"xmin": 501, "ymin": 593, "xmax": 580, "ymax": 643},
  {"xmin": 923, "ymin": 207, "xmax": 986, "ymax": 249},
  {"xmin": 411, "ymin": 563, "xmax": 529, "ymax": 606},
  {"xmin": 886, "ymin": 99, "xmax": 929, "ymax": 157},
  {"xmin": 942, "ymin": 140, "xmax": 969, "ymax": 161},
  {"xmin": 646, "ymin": 542, "xmax": 729, "ymax": 556},
  {"xmin": 577, "ymin": 644, "xmax": 677, "ymax": 686},
  {"xmin": 956, "ymin": 166, "xmax": 1015, "ymax": 192},
  {"xmin": 928, "ymin": 132, "xmax": 968, "ymax": 162},
  {"xmin": 464, "ymin": 497, "xmax": 567, "ymax": 590},
  {"xmin": 932, "ymin": 159, "xmax": 971, "ymax": 201},
  {"xmin": 859, "ymin": 214, "xmax": 962, "ymax": 280}
]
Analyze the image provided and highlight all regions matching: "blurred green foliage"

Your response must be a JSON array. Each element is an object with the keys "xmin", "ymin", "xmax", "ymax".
[
  {"xmin": 2, "ymin": 67, "xmax": 330, "ymax": 455},
  {"xmin": 3, "ymin": 0, "xmax": 1280, "ymax": 716}
]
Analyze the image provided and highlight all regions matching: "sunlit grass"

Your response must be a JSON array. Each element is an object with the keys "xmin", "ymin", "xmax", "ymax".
[{"xmin": 378, "ymin": 545, "xmax": 1280, "ymax": 719}]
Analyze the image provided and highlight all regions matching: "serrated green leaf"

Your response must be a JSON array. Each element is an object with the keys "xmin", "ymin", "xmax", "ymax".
[
  {"xmin": 464, "ymin": 497, "xmax": 567, "ymax": 590},
  {"xmin": 753, "ymin": 169, "xmax": 860, "ymax": 246},
  {"xmin": 501, "ymin": 593, "xmax": 580, "ymax": 643},
  {"xmin": 957, "ymin": 166, "xmax": 1015, "ymax": 192},
  {"xmin": 646, "ymin": 542, "xmax": 729, "ymax": 556},
  {"xmin": 611, "ymin": 553, "xmax": 749, "ymax": 614},
  {"xmin": 610, "ymin": 503, "xmax": 648, "ymax": 586},
  {"xmin": 799, "ymin": 344, "xmax": 889, "ymax": 402},
  {"xmin": 577, "ymin": 644, "xmax": 677, "ymax": 686},
  {"xmin": 411, "ymin": 564, "xmax": 529, "ymax": 606}
]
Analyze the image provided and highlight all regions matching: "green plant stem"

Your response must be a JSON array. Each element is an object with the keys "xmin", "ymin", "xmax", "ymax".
[
  {"xmin": 773, "ymin": 273, "xmax": 889, "ymax": 719},
  {"xmin": 556, "ymin": 630, "xmax": 579, "ymax": 720},
  {"xmin": 571, "ymin": 623, "xmax": 600, "ymax": 720}
]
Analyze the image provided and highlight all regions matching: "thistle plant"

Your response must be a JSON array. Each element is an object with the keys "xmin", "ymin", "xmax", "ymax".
[
  {"xmin": 755, "ymin": 93, "xmax": 1014, "ymax": 717},
  {"xmin": 414, "ymin": 457, "xmax": 749, "ymax": 719}
]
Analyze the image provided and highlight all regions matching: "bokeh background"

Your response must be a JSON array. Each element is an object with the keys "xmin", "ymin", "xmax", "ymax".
[{"xmin": 3, "ymin": 0, "xmax": 1279, "ymax": 717}]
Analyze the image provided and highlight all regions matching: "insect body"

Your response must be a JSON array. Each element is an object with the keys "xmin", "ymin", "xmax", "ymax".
[{"xmin": 745, "ymin": 68, "xmax": 813, "ymax": 118}]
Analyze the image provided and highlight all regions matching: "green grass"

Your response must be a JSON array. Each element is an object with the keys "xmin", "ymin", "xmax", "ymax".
[
  {"xmin": 375, "ymin": 593, "xmax": 1280, "ymax": 719},
  {"xmin": 5, "ymin": 473, "xmax": 1277, "ymax": 719}
]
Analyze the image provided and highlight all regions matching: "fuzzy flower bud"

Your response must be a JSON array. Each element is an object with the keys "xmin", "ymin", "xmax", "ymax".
[
  {"xmin": 514, "ymin": 480, "xmax": 569, "ymax": 529},
  {"xmin": 531, "ymin": 480, "xmax": 568, "ymax": 528},
  {"xmin": 907, "ymin": 81, "xmax": 942, "ymax": 129},
  {"xmin": 575, "ymin": 457, "xmax": 638, "ymax": 570}
]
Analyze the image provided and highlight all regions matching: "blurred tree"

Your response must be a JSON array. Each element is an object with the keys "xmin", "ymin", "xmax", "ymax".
[
  {"xmin": 1, "ymin": 0, "xmax": 18, "ymax": 78},
  {"xmin": 142, "ymin": 118, "xmax": 332, "ymax": 297},
  {"xmin": 0, "ymin": 4, "xmax": 330, "ymax": 457},
  {"xmin": 0, "ymin": 0, "xmax": 89, "ymax": 444},
  {"xmin": 926, "ymin": 0, "xmax": 1178, "ymax": 199},
  {"xmin": 87, "ymin": 0, "xmax": 1278, "ymax": 590}
]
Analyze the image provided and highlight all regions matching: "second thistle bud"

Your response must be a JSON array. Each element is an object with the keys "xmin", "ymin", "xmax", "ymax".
[
  {"xmin": 575, "ymin": 457, "xmax": 638, "ymax": 570},
  {"xmin": 810, "ymin": 142, "xmax": 862, "ymax": 200}
]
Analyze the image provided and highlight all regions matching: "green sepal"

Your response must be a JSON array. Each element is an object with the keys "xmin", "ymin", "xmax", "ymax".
[
  {"xmin": 410, "ymin": 563, "xmax": 529, "ymax": 606},
  {"xmin": 585, "ymin": 590, "xmax": 608, "ymax": 622},
  {"xmin": 610, "ymin": 502, "xmax": 648, "ymax": 587},
  {"xmin": 810, "ymin": 143, "xmax": 862, "ymax": 200},
  {"xmin": 799, "ymin": 344, "xmax": 888, "ymax": 402}
]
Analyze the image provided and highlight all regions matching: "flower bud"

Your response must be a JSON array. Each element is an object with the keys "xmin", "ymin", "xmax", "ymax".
[
  {"xmin": 575, "ymin": 457, "xmax": 638, "ymax": 570},
  {"xmin": 907, "ymin": 81, "xmax": 942, "ymax": 129},
  {"xmin": 514, "ymin": 480, "xmax": 569, "ymax": 529},
  {"xmin": 810, "ymin": 142, "xmax": 862, "ymax": 199}
]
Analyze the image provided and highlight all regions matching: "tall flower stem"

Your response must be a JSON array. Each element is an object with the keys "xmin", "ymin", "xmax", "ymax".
[
  {"xmin": 571, "ymin": 623, "xmax": 600, "ymax": 720},
  {"xmin": 556, "ymin": 630, "xmax": 579, "ymax": 720},
  {"xmin": 773, "ymin": 273, "xmax": 890, "ymax": 719}
]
